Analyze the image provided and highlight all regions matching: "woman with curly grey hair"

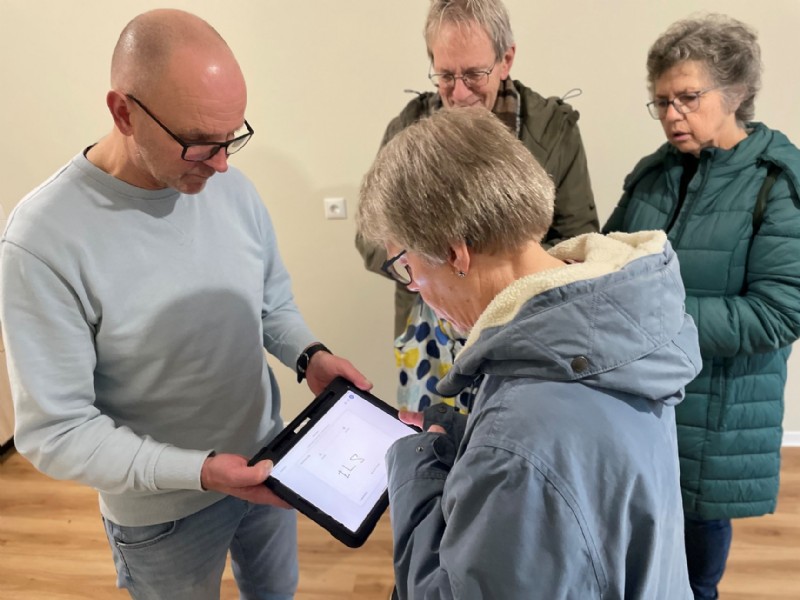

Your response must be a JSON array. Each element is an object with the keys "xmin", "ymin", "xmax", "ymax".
[
  {"xmin": 359, "ymin": 106, "xmax": 701, "ymax": 598},
  {"xmin": 604, "ymin": 14, "xmax": 800, "ymax": 599}
]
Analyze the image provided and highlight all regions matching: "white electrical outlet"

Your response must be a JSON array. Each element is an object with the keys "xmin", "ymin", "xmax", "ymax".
[{"xmin": 324, "ymin": 197, "xmax": 347, "ymax": 220}]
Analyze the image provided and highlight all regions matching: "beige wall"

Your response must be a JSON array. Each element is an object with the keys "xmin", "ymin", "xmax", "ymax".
[{"xmin": 1, "ymin": 0, "xmax": 799, "ymax": 434}]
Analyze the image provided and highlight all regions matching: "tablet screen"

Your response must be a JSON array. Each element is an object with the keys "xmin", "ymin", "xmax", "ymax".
[{"xmin": 269, "ymin": 388, "xmax": 415, "ymax": 532}]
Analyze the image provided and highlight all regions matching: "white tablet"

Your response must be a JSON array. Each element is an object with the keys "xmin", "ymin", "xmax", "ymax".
[{"xmin": 249, "ymin": 377, "xmax": 418, "ymax": 547}]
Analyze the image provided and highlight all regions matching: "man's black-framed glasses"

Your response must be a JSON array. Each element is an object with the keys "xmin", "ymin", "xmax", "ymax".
[
  {"xmin": 428, "ymin": 62, "xmax": 496, "ymax": 90},
  {"xmin": 126, "ymin": 94, "xmax": 254, "ymax": 161},
  {"xmin": 381, "ymin": 249, "xmax": 412, "ymax": 285},
  {"xmin": 646, "ymin": 88, "xmax": 717, "ymax": 119}
]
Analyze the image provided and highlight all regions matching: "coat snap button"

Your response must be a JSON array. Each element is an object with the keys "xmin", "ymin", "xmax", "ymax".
[{"xmin": 571, "ymin": 356, "xmax": 589, "ymax": 373}]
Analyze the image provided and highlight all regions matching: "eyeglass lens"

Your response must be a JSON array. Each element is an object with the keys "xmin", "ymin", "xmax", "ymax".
[
  {"xmin": 432, "ymin": 72, "xmax": 490, "ymax": 89},
  {"xmin": 391, "ymin": 262, "xmax": 412, "ymax": 284},
  {"xmin": 648, "ymin": 92, "xmax": 703, "ymax": 119},
  {"xmin": 183, "ymin": 134, "xmax": 251, "ymax": 161}
]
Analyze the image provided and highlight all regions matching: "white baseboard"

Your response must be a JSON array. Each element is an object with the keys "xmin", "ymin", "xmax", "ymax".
[{"xmin": 783, "ymin": 431, "xmax": 800, "ymax": 447}]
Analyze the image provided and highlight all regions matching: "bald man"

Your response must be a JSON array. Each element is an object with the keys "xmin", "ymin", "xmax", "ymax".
[{"xmin": 0, "ymin": 10, "xmax": 369, "ymax": 600}]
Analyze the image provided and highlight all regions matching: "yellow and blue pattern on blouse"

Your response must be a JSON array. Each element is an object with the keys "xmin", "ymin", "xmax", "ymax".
[{"xmin": 394, "ymin": 297, "xmax": 476, "ymax": 413}]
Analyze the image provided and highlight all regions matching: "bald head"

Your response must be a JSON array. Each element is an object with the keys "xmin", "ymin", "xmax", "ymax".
[
  {"xmin": 111, "ymin": 9, "xmax": 233, "ymax": 95},
  {"xmin": 96, "ymin": 9, "xmax": 248, "ymax": 192}
]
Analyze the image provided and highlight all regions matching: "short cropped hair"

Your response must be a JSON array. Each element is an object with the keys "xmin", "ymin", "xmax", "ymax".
[
  {"xmin": 646, "ymin": 13, "xmax": 762, "ymax": 123},
  {"xmin": 357, "ymin": 107, "xmax": 554, "ymax": 264},
  {"xmin": 425, "ymin": 0, "xmax": 514, "ymax": 62}
]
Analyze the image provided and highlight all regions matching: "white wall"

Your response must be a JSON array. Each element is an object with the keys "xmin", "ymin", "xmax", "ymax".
[{"xmin": 1, "ymin": 0, "xmax": 798, "ymax": 432}]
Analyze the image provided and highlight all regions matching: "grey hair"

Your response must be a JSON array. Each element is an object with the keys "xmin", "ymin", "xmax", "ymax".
[
  {"xmin": 646, "ymin": 13, "xmax": 762, "ymax": 123},
  {"xmin": 357, "ymin": 107, "xmax": 554, "ymax": 264},
  {"xmin": 425, "ymin": 0, "xmax": 514, "ymax": 61}
]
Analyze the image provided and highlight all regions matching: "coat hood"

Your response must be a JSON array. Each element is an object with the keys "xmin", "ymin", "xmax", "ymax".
[{"xmin": 438, "ymin": 231, "xmax": 701, "ymax": 404}]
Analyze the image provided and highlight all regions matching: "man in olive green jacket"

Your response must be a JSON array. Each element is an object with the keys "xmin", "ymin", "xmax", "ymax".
[{"xmin": 356, "ymin": 0, "xmax": 598, "ymax": 340}]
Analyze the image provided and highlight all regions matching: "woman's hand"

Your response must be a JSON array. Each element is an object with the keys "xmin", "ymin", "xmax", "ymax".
[{"xmin": 400, "ymin": 410, "xmax": 446, "ymax": 434}]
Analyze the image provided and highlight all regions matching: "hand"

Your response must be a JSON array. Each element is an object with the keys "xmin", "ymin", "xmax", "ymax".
[
  {"xmin": 305, "ymin": 351, "xmax": 372, "ymax": 396},
  {"xmin": 399, "ymin": 410, "xmax": 446, "ymax": 434},
  {"xmin": 200, "ymin": 453, "xmax": 291, "ymax": 507}
]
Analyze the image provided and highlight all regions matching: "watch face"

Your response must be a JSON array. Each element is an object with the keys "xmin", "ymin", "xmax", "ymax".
[{"xmin": 296, "ymin": 352, "xmax": 308, "ymax": 383}]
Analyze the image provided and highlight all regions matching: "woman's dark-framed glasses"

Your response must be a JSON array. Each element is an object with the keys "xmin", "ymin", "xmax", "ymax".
[
  {"xmin": 126, "ymin": 94, "xmax": 254, "ymax": 161},
  {"xmin": 381, "ymin": 249, "xmax": 412, "ymax": 285},
  {"xmin": 646, "ymin": 88, "xmax": 716, "ymax": 119}
]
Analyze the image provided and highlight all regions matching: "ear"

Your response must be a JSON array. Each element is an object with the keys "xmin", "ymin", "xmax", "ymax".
[
  {"xmin": 107, "ymin": 90, "xmax": 134, "ymax": 136},
  {"xmin": 448, "ymin": 240, "xmax": 472, "ymax": 277},
  {"xmin": 498, "ymin": 44, "xmax": 516, "ymax": 80},
  {"xmin": 725, "ymin": 86, "xmax": 746, "ymax": 117}
]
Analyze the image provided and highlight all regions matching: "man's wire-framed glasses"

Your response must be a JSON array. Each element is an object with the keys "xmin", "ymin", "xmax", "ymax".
[
  {"xmin": 126, "ymin": 94, "xmax": 254, "ymax": 161},
  {"xmin": 646, "ymin": 88, "xmax": 717, "ymax": 119},
  {"xmin": 381, "ymin": 249, "xmax": 412, "ymax": 285},
  {"xmin": 428, "ymin": 62, "xmax": 496, "ymax": 90}
]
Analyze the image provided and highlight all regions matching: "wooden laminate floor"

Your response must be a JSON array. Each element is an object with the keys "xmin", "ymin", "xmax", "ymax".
[{"xmin": 1, "ymin": 448, "xmax": 798, "ymax": 599}]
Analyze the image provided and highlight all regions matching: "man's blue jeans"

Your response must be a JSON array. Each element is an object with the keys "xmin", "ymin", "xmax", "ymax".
[
  {"xmin": 103, "ymin": 495, "xmax": 298, "ymax": 600},
  {"xmin": 684, "ymin": 517, "xmax": 733, "ymax": 600}
]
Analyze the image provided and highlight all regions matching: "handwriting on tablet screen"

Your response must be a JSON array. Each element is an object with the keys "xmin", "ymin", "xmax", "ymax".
[
  {"xmin": 271, "ymin": 391, "xmax": 415, "ymax": 531},
  {"xmin": 298, "ymin": 407, "xmax": 394, "ymax": 504}
]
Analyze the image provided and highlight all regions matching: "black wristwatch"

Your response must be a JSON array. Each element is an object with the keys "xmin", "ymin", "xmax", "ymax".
[{"xmin": 296, "ymin": 342, "xmax": 331, "ymax": 383}]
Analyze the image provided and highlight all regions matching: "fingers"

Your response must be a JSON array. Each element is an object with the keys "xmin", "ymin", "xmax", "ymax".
[
  {"xmin": 247, "ymin": 459, "xmax": 273, "ymax": 485},
  {"xmin": 307, "ymin": 354, "xmax": 373, "ymax": 394},
  {"xmin": 399, "ymin": 410, "xmax": 424, "ymax": 427},
  {"xmin": 225, "ymin": 457, "xmax": 271, "ymax": 487},
  {"xmin": 399, "ymin": 411, "xmax": 445, "ymax": 433},
  {"xmin": 230, "ymin": 484, "xmax": 293, "ymax": 508},
  {"xmin": 219, "ymin": 483, "xmax": 293, "ymax": 508},
  {"xmin": 348, "ymin": 367, "xmax": 373, "ymax": 391},
  {"xmin": 260, "ymin": 489, "xmax": 293, "ymax": 509},
  {"xmin": 202, "ymin": 454, "xmax": 273, "ymax": 492},
  {"xmin": 329, "ymin": 358, "xmax": 374, "ymax": 392},
  {"xmin": 202, "ymin": 455, "xmax": 291, "ymax": 507},
  {"xmin": 227, "ymin": 461, "xmax": 289, "ymax": 507}
]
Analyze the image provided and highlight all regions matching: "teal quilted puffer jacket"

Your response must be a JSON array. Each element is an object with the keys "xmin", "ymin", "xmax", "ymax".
[{"xmin": 603, "ymin": 122, "xmax": 800, "ymax": 519}]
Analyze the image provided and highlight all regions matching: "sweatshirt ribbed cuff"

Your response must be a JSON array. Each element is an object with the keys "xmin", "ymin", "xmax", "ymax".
[{"xmin": 153, "ymin": 445, "xmax": 213, "ymax": 491}]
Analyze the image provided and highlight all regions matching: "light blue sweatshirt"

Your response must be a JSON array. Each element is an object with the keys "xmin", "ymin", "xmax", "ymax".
[{"xmin": 0, "ymin": 152, "xmax": 316, "ymax": 526}]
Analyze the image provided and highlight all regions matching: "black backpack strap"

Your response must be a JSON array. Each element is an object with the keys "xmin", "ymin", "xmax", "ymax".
[
  {"xmin": 743, "ymin": 164, "xmax": 784, "ymax": 292},
  {"xmin": 753, "ymin": 164, "xmax": 782, "ymax": 234}
]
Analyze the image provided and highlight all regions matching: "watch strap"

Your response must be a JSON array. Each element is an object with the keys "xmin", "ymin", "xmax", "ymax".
[{"xmin": 296, "ymin": 342, "xmax": 331, "ymax": 383}]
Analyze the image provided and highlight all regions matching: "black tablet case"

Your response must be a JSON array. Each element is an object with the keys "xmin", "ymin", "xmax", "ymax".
[{"xmin": 249, "ymin": 377, "xmax": 415, "ymax": 548}]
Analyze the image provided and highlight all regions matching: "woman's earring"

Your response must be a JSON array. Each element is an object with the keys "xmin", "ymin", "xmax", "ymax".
[{"xmin": 457, "ymin": 270, "xmax": 466, "ymax": 278}]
